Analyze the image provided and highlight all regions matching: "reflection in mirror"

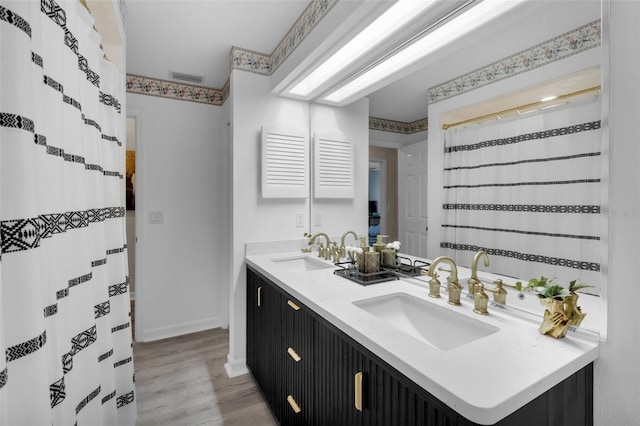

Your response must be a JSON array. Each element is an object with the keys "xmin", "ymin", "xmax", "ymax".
[
  {"xmin": 364, "ymin": 3, "xmax": 604, "ymax": 333},
  {"xmin": 368, "ymin": 161, "xmax": 383, "ymax": 246},
  {"xmin": 434, "ymin": 67, "xmax": 603, "ymax": 333}
]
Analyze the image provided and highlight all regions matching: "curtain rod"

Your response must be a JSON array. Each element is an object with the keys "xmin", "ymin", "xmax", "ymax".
[{"xmin": 441, "ymin": 85, "xmax": 601, "ymax": 130}]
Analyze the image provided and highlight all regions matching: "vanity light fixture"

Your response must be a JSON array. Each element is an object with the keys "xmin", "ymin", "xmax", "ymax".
[
  {"xmin": 541, "ymin": 95, "xmax": 558, "ymax": 102},
  {"xmin": 323, "ymin": 0, "xmax": 527, "ymax": 105},
  {"xmin": 288, "ymin": 0, "xmax": 438, "ymax": 97}
]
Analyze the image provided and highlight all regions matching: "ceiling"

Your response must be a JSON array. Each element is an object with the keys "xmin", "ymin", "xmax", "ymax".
[{"xmin": 124, "ymin": 0, "xmax": 601, "ymax": 125}]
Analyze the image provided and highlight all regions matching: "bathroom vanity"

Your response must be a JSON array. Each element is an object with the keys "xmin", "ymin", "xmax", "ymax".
[{"xmin": 245, "ymin": 251, "xmax": 598, "ymax": 425}]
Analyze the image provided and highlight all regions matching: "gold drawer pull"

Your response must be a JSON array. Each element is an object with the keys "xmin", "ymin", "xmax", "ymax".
[
  {"xmin": 355, "ymin": 372, "xmax": 363, "ymax": 411},
  {"xmin": 287, "ymin": 395, "xmax": 301, "ymax": 413},
  {"xmin": 287, "ymin": 347, "xmax": 301, "ymax": 362},
  {"xmin": 257, "ymin": 286, "xmax": 262, "ymax": 307},
  {"xmin": 287, "ymin": 300, "xmax": 300, "ymax": 311}
]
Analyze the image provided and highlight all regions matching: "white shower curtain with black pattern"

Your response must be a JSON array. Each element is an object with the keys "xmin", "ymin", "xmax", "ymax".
[
  {"xmin": 0, "ymin": 1, "xmax": 136, "ymax": 425},
  {"xmin": 441, "ymin": 97, "xmax": 602, "ymax": 291}
]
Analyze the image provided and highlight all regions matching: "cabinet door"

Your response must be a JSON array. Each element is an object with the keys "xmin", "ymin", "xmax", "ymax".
[
  {"xmin": 314, "ymin": 318, "xmax": 364, "ymax": 426},
  {"xmin": 281, "ymin": 296, "xmax": 315, "ymax": 426},
  {"xmin": 315, "ymin": 317, "xmax": 458, "ymax": 426},
  {"xmin": 360, "ymin": 353, "xmax": 458, "ymax": 426},
  {"xmin": 246, "ymin": 268, "xmax": 282, "ymax": 420}
]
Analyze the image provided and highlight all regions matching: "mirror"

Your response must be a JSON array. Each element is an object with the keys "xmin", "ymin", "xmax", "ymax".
[{"xmin": 312, "ymin": 1, "xmax": 605, "ymax": 332}]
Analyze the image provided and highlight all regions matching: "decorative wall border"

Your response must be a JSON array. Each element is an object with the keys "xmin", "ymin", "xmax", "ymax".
[
  {"xmin": 269, "ymin": 0, "xmax": 339, "ymax": 74},
  {"xmin": 428, "ymin": 19, "xmax": 601, "ymax": 104},
  {"xmin": 369, "ymin": 117, "xmax": 429, "ymax": 134},
  {"xmin": 126, "ymin": 74, "xmax": 224, "ymax": 105},
  {"xmin": 229, "ymin": 47, "xmax": 271, "ymax": 76}
]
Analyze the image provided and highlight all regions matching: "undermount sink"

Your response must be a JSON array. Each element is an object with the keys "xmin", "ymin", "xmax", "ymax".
[
  {"xmin": 353, "ymin": 293, "xmax": 499, "ymax": 350},
  {"xmin": 271, "ymin": 255, "xmax": 334, "ymax": 272}
]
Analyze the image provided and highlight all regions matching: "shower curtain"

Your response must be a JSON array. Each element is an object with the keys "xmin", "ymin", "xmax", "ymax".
[
  {"xmin": 441, "ymin": 98, "xmax": 602, "ymax": 290},
  {"xmin": 0, "ymin": 1, "xmax": 136, "ymax": 424}
]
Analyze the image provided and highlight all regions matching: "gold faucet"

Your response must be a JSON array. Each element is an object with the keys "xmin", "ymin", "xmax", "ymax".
[
  {"xmin": 340, "ymin": 230, "xmax": 358, "ymax": 257},
  {"xmin": 427, "ymin": 256, "xmax": 463, "ymax": 306},
  {"xmin": 485, "ymin": 279, "xmax": 508, "ymax": 304},
  {"xmin": 467, "ymin": 251, "xmax": 490, "ymax": 296},
  {"xmin": 307, "ymin": 232, "xmax": 331, "ymax": 260}
]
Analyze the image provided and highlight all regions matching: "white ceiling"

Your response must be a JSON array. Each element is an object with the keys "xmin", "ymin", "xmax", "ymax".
[
  {"xmin": 125, "ymin": 0, "xmax": 309, "ymax": 88},
  {"xmin": 124, "ymin": 0, "xmax": 602, "ymax": 123}
]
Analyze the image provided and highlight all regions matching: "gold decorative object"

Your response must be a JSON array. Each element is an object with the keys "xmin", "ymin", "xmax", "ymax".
[
  {"xmin": 538, "ymin": 298, "xmax": 570, "ymax": 339},
  {"xmin": 564, "ymin": 293, "xmax": 587, "ymax": 327},
  {"xmin": 518, "ymin": 276, "xmax": 590, "ymax": 338}
]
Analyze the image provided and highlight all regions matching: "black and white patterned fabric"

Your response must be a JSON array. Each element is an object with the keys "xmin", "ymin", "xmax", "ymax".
[
  {"xmin": 0, "ymin": 1, "xmax": 135, "ymax": 424},
  {"xmin": 441, "ymin": 99, "xmax": 602, "ymax": 291}
]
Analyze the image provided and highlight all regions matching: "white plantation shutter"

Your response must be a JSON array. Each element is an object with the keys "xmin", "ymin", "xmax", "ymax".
[
  {"xmin": 314, "ymin": 130, "xmax": 354, "ymax": 199},
  {"xmin": 261, "ymin": 124, "xmax": 309, "ymax": 198}
]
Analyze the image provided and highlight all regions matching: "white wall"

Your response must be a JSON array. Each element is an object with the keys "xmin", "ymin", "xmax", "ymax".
[
  {"xmin": 127, "ymin": 93, "xmax": 229, "ymax": 341},
  {"xmin": 593, "ymin": 1, "xmax": 640, "ymax": 423},
  {"xmin": 310, "ymin": 100, "xmax": 370, "ymax": 238},
  {"xmin": 226, "ymin": 70, "xmax": 311, "ymax": 375},
  {"xmin": 225, "ymin": 71, "xmax": 369, "ymax": 376}
]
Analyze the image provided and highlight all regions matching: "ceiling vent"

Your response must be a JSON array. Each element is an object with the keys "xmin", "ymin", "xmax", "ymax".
[{"xmin": 169, "ymin": 71, "xmax": 204, "ymax": 85}]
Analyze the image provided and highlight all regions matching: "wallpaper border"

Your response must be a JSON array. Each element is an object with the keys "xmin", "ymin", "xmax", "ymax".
[{"xmin": 428, "ymin": 19, "xmax": 601, "ymax": 104}]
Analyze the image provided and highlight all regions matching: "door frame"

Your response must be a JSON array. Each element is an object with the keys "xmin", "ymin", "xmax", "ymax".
[
  {"xmin": 127, "ymin": 108, "xmax": 145, "ymax": 341},
  {"xmin": 369, "ymin": 158, "xmax": 387, "ymax": 237}
]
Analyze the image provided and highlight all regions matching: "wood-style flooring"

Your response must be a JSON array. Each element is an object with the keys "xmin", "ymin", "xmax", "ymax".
[{"xmin": 134, "ymin": 327, "xmax": 277, "ymax": 426}]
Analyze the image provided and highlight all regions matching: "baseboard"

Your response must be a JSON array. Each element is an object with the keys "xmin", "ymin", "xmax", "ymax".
[
  {"xmin": 224, "ymin": 354, "xmax": 249, "ymax": 378},
  {"xmin": 139, "ymin": 316, "xmax": 221, "ymax": 342}
]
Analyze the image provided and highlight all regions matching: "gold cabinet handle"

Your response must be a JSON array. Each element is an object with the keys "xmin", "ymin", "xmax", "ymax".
[
  {"xmin": 287, "ymin": 395, "xmax": 301, "ymax": 413},
  {"xmin": 354, "ymin": 372, "xmax": 363, "ymax": 411},
  {"xmin": 257, "ymin": 286, "xmax": 262, "ymax": 307},
  {"xmin": 287, "ymin": 347, "xmax": 301, "ymax": 362},
  {"xmin": 287, "ymin": 300, "xmax": 300, "ymax": 311}
]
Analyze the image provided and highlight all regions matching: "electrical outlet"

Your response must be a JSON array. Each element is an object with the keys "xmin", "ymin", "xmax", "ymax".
[{"xmin": 296, "ymin": 213, "xmax": 304, "ymax": 228}]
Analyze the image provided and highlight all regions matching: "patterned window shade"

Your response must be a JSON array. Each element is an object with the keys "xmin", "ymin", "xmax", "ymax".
[{"xmin": 440, "ymin": 99, "xmax": 602, "ymax": 293}]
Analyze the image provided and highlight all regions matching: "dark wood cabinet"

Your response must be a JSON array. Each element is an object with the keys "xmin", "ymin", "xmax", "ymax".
[
  {"xmin": 246, "ymin": 266, "xmax": 593, "ymax": 426},
  {"xmin": 246, "ymin": 267, "xmax": 283, "ymax": 420}
]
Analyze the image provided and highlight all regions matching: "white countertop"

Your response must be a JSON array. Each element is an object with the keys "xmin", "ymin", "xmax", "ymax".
[{"xmin": 245, "ymin": 250, "xmax": 599, "ymax": 425}]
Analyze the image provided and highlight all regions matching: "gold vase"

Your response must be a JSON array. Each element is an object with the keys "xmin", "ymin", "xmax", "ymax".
[
  {"xmin": 564, "ymin": 293, "xmax": 587, "ymax": 327},
  {"xmin": 538, "ymin": 298, "xmax": 570, "ymax": 339}
]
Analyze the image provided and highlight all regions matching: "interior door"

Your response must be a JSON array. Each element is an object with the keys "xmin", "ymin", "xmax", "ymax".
[{"xmin": 398, "ymin": 140, "xmax": 429, "ymax": 258}]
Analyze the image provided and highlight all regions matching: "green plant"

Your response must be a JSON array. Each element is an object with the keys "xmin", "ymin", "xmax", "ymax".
[{"xmin": 515, "ymin": 276, "xmax": 591, "ymax": 300}]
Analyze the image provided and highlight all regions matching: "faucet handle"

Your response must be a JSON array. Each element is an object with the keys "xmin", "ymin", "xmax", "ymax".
[
  {"xmin": 485, "ymin": 279, "xmax": 507, "ymax": 304},
  {"xmin": 427, "ymin": 276, "xmax": 441, "ymax": 299},
  {"xmin": 473, "ymin": 283, "xmax": 489, "ymax": 315}
]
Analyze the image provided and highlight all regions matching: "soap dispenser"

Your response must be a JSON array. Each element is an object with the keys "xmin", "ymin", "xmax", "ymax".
[{"xmin": 373, "ymin": 235, "xmax": 388, "ymax": 254}]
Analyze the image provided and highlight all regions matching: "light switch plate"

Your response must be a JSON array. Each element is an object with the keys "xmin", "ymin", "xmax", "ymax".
[
  {"xmin": 296, "ymin": 213, "xmax": 304, "ymax": 228},
  {"xmin": 149, "ymin": 211, "xmax": 164, "ymax": 224}
]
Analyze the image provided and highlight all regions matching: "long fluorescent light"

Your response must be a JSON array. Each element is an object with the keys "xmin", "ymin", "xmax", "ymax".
[
  {"xmin": 288, "ymin": 0, "xmax": 438, "ymax": 97},
  {"xmin": 323, "ymin": 0, "xmax": 527, "ymax": 104}
]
